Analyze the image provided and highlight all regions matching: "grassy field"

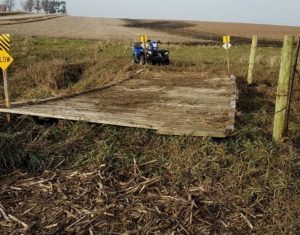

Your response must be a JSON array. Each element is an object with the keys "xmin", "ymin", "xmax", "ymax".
[{"xmin": 0, "ymin": 36, "xmax": 299, "ymax": 234}]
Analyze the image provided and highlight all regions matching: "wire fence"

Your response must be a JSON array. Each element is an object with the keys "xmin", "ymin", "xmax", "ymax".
[{"xmin": 290, "ymin": 69, "xmax": 300, "ymax": 121}]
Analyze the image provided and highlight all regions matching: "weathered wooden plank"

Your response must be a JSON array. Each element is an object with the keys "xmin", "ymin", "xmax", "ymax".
[
  {"xmin": 1, "ymin": 100, "xmax": 231, "ymax": 127},
  {"xmin": 0, "ymin": 73, "xmax": 238, "ymax": 137},
  {"xmin": 0, "ymin": 107, "xmax": 228, "ymax": 135},
  {"xmin": 64, "ymin": 92, "xmax": 233, "ymax": 108},
  {"xmin": 33, "ymin": 100, "xmax": 234, "ymax": 115}
]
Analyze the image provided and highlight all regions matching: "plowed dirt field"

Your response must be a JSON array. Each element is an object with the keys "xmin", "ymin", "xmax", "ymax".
[{"xmin": 1, "ymin": 15, "xmax": 299, "ymax": 43}]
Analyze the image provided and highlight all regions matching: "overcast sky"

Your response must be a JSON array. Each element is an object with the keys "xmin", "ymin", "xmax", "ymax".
[{"xmin": 16, "ymin": 0, "xmax": 300, "ymax": 26}]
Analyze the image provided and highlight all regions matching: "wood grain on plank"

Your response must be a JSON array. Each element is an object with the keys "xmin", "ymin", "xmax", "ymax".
[{"xmin": 0, "ymin": 73, "xmax": 238, "ymax": 137}]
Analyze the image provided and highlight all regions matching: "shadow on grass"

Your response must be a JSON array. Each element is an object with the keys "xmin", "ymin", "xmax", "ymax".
[{"xmin": 236, "ymin": 76, "xmax": 274, "ymax": 113}]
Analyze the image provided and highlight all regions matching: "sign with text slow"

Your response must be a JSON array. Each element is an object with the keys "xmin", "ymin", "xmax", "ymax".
[
  {"xmin": 0, "ymin": 49, "xmax": 13, "ymax": 71},
  {"xmin": 140, "ymin": 35, "xmax": 148, "ymax": 43},
  {"xmin": 0, "ymin": 34, "xmax": 14, "ymax": 123},
  {"xmin": 0, "ymin": 34, "xmax": 13, "ymax": 70}
]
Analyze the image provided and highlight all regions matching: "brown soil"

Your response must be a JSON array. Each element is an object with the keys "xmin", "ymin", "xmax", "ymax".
[
  {"xmin": 1, "ymin": 15, "xmax": 299, "ymax": 45},
  {"xmin": 0, "ymin": 16, "xmax": 194, "ymax": 43},
  {"xmin": 124, "ymin": 19, "xmax": 300, "ymax": 46},
  {"xmin": 0, "ymin": 14, "xmax": 61, "ymax": 25}
]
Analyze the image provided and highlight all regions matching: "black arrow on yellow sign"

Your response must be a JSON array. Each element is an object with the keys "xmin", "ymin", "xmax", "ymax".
[{"xmin": 0, "ymin": 34, "xmax": 11, "ymax": 52}]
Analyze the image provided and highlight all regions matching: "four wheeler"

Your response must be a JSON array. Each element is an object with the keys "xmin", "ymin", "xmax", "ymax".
[{"xmin": 132, "ymin": 40, "xmax": 170, "ymax": 65}]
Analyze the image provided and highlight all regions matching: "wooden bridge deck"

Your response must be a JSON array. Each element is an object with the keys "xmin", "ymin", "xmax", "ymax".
[{"xmin": 0, "ymin": 72, "xmax": 238, "ymax": 137}]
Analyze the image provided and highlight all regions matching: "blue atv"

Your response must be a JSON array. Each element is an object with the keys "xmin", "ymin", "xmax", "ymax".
[{"xmin": 132, "ymin": 40, "xmax": 170, "ymax": 65}]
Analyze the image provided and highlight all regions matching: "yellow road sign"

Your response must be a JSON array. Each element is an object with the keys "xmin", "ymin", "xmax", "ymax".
[
  {"xmin": 0, "ymin": 34, "xmax": 11, "ymax": 52},
  {"xmin": 140, "ymin": 35, "xmax": 148, "ymax": 43},
  {"xmin": 223, "ymin": 35, "xmax": 230, "ymax": 44},
  {"xmin": 0, "ymin": 50, "xmax": 14, "ymax": 71}
]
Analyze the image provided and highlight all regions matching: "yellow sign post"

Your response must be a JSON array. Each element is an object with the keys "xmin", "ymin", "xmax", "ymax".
[
  {"xmin": 223, "ymin": 35, "xmax": 230, "ymax": 44},
  {"xmin": 139, "ymin": 35, "xmax": 148, "ymax": 64},
  {"xmin": 222, "ymin": 35, "xmax": 231, "ymax": 75},
  {"xmin": 0, "ymin": 34, "xmax": 13, "ymax": 123},
  {"xmin": 140, "ymin": 35, "xmax": 148, "ymax": 43},
  {"xmin": 0, "ymin": 50, "xmax": 14, "ymax": 70}
]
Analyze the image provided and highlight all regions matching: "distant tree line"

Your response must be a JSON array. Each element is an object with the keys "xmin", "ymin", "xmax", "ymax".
[
  {"xmin": 1, "ymin": 0, "xmax": 66, "ymax": 13},
  {"xmin": 22, "ymin": 0, "xmax": 67, "ymax": 14},
  {"xmin": 2, "ymin": 0, "xmax": 67, "ymax": 14},
  {"xmin": 1, "ymin": 0, "xmax": 15, "ymax": 12}
]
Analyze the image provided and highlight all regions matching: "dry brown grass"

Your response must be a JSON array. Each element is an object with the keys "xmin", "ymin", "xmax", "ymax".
[{"xmin": 0, "ymin": 36, "xmax": 299, "ymax": 234}]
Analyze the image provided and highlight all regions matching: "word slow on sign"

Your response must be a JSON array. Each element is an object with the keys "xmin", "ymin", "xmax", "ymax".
[
  {"xmin": 0, "ymin": 50, "xmax": 13, "ymax": 70},
  {"xmin": 0, "ymin": 55, "xmax": 12, "ymax": 63},
  {"xmin": 0, "ymin": 34, "xmax": 13, "ymax": 71}
]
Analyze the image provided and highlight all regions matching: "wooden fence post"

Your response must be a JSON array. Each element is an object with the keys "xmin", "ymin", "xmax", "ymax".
[
  {"xmin": 226, "ymin": 47, "xmax": 231, "ymax": 75},
  {"xmin": 247, "ymin": 35, "xmax": 258, "ymax": 85},
  {"xmin": 285, "ymin": 34, "xmax": 300, "ymax": 133},
  {"xmin": 273, "ymin": 35, "xmax": 294, "ymax": 143},
  {"xmin": 2, "ymin": 69, "xmax": 11, "ymax": 123}
]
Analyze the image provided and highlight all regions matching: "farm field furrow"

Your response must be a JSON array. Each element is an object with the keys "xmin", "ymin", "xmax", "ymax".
[
  {"xmin": 1, "ymin": 15, "xmax": 300, "ymax": 43},
  {"xmin": 125, "ymin": 19, "xmax": 300, "ymax": 42},
  {"xmin": 0, "ymin": 16, "xmax": 195, "ymax": 42}
]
